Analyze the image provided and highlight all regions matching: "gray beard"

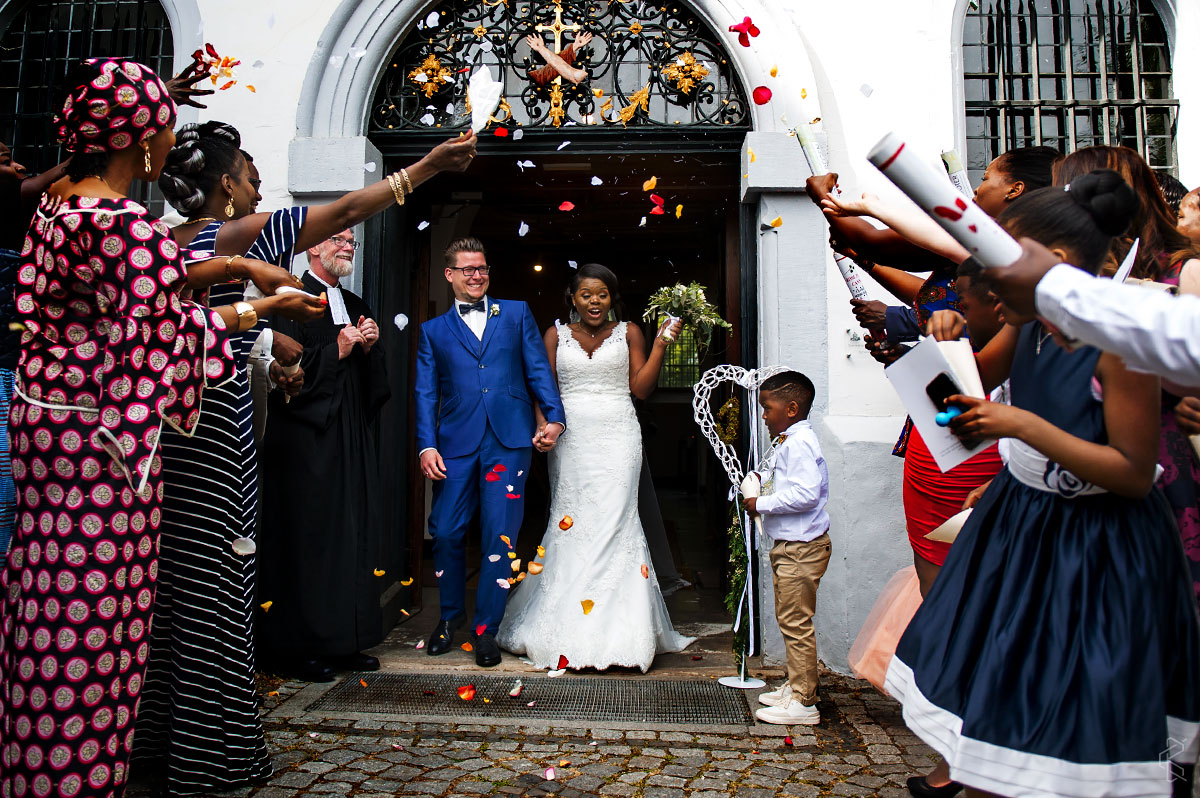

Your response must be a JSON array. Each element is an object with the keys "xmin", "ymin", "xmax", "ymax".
[{"xmin": 321, "ymin": 252, "xmax": 355, "ymax": 278}]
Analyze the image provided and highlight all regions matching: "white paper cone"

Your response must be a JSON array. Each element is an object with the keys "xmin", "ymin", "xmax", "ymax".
[
  {"xmin": 468, "ymin": 66, "xmax": 503, "ymax": 133},
  {"xmin": 869, "ymin": 132, "xmax": 1022, "ymax": 269},
  {"xmin": 941, "ymin": 149, "xmax": 972, "ymax": 197},
  {"xmin": 281, "ymin": 362, "xmax": 300, "ymax": 404},
  {"xmin": 834, "ymin": 253, "xmax": 871, "ymax": 300}
]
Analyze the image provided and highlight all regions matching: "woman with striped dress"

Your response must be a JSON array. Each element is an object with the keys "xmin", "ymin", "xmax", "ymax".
[{"xmin": 133, "ymin": 121, "xmax": 475, "ymax": 794}]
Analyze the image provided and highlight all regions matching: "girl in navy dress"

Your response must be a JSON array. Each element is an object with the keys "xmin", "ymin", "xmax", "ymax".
[{"xmin": 886, "ymin": 169, "xmax": 1200, "ymax": 798}]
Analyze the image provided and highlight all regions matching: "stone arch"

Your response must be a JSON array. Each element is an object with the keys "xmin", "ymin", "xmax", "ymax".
[{"xmin": 295, "ymin": 0, "xmax": 825, "ymax": 140}]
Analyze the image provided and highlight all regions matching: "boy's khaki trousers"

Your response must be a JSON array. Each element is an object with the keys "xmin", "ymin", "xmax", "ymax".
[{"xmin": 769, "ymin": 532, "xmax": 832, "ymax": 706}]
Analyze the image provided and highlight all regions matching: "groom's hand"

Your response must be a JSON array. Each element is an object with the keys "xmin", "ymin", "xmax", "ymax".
[{"xmin": 420, "ymin": 449, "xmax": 447, "ymax": 480}]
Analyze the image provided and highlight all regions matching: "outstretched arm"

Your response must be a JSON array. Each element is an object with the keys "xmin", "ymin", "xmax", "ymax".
[{"xmin": 628, "ymin": 320, "xmax": 679, "ymax": 399}]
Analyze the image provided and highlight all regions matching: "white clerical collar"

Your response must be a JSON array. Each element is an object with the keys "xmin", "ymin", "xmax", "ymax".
[{"xmin": 309, "ymin": 270, "xmax": 351, "ymax": 325}]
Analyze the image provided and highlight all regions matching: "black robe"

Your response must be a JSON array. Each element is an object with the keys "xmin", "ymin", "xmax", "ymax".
[{"xmin": 258, "ymin": 271, "xmax": 391, "ymax": 660}]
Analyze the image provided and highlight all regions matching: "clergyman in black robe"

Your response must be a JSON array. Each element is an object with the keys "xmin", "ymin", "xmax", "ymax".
[{"xmin": 258, "ymin": 232, "xmax": 391, "ymax": 680}]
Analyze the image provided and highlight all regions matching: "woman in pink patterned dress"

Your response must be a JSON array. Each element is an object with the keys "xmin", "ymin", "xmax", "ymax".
[{"xmin": 3, "ymin": 58, "xmax": 323, "ymax": 798}]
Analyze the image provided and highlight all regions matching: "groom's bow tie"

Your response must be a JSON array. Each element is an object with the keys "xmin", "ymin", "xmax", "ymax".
[{"xmin": 459, "ymin": 300, "xmax": 486, "ymax": 316}]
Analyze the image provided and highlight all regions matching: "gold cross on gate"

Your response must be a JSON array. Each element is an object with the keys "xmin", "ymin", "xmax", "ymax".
[{"xmin": 535, "ymin": 2, "xmax": 581, "ymax": 56}]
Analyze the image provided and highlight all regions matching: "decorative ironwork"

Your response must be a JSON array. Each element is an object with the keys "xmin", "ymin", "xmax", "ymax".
[
  {"xmin": 370, "ymin": 0, "xmax": 749, "ymax": 134},
  {"xmin": 962, "ymin": 0, "xmax": 1177, "ymax": 179}
]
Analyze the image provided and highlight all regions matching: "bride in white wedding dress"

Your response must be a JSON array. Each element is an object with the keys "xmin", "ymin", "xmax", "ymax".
[{"xmin": 497, "ymin": 264, "xmax": 695, "ymax": 671}]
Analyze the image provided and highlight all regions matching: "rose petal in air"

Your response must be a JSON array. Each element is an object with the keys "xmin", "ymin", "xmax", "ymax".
[
  {"xmin": 568, "ymin": 260, "xmax": 578, "ymax": 269},
  {"xmin": 497, "ymin": 578, "xmax": 511, "ymax": 589},
  {"xmin": 393, "ymin": 313, "xmax": 409, "ymax": 331},
  {"xmin": 436, "ymin": 570, "xmax": 444, "ymax": 577},
  {"xmin": 557, "ymin": 141, "xmax": 570, "ymax": 150},
  {"xmin": 752, "ymin": 86, "xmax": 772, "ymax": 105},
  {"xmin": 591, "ymin": 176, "xmax": 602, "ymax": 186},
  {"xmin": 518, "ymin": 222, "xmax": 530, "ymax": 237},
  {"xmin": 512, "ymin": 129, "xmax": 525, "ymax": 140},
  {"xmin": 547, "ymin": 669, "xmax": 566, "ymax": 678},
  {"xmin": 558, "ymin": 201, "xmax": 575, "ymax": 212},
  {"xmin": 231, "ymin": 537, "xmax": 256, "ymax": 556},
  {"xmin": 489, "ymin": 554, "xmax": 502, "ymax": 563}
]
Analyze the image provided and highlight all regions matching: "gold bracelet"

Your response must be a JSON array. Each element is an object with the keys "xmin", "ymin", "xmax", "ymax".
[
  {"xmin": 232, "ymin": 301, "xmax": 258, "ymax": 332},
  {"xmin": 224, "ymin": 255, "xmax": 243, "ymax": 282},
  {"xmin": 386, "ymin": 172, "xmax": 405, "ymax": 206},
  {"xmin": 399, "ymin": 167, "xmax": 414, "ymax": 195}
]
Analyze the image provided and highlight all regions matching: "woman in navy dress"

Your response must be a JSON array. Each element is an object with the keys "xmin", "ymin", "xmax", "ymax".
[{"xmin": 887, "ymin": 169, "xmax": 1200, "ymax": 797}]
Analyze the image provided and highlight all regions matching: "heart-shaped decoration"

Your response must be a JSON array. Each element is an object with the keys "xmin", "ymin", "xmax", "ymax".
[{"xmin": 691, "ymin": 365, "xmax": 787, "ymax": 489}]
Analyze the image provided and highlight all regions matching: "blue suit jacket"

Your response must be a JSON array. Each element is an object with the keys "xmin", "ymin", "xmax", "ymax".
[{"xmin": 415, "ymin": 298, "xmax": 566, "ymax": 458}]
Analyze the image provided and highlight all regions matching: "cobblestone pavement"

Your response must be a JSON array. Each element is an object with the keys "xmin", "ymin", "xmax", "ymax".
[{"xmin": 191, "ymin": 671, "xmax": 935, "ymax": 798}]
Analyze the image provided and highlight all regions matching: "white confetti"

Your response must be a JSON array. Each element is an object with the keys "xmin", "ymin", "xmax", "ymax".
[
  {"xmin": 435, "ymin": 570, "xmax": 444, "ymax": 577},
  {"xmin": 860, "ymin": 83, "xmax": 874, "ymax": 97},
  {"xmin": 417, "ymin": 220, "xmax": 431, "ymax": 231},
  {"xmin": 527, "ymin": 700, "xmax": 537, "ymax": 706},
  {"xmin": 349, "ymin": 46, "xmax": 368, "ymax": 60},
  {"xmin": 445, "ymin": 103, "xmax": 455, "ymax": 114},
  {"xmin": 420, "ymin": 113, "xmax": 436, "ymax": 126},
  {"xmin": 252, "ymin": 60, "xmax": 265, "ymax": 69},
  {"xmin": 231, "ymin": 537, "xmax": 256, "ymax": 556},
  {"xmin": 488, "ymin": 554, "xmax": 502, "ymax": 562},
  {"xmin": 517, "ymin": 160, "xmax": 536, "ymax": 172},
  {"xmin": 568, "ymin": 260, "xmax": 578, "ymax": 269},
  {"xmin": 393, "ymin": 313, "xmax": 409, "ymax": 331},
  {"xmin": 364, "ymin": 162, "xmax": 377, "ymax": 173},
  {"xmin": 506, "ymin": 484, "xmax": 514, "ymax": 492},
  {"xmin": 557, "ymin": 141, "xmax": 571, "ymax": 151},
  {"xmin": 518, "ymin": 470, "xmax": 524, "ymax": 476},
  {"xmin": 590, "ymin": 176, "xmax": 602, "ymax": 186},
  {"xmin": 328, "ymin": 55, "xmax": 344, "ymax": 69},
  {"xmin": 512, "ymin": 129, "xmax": 525, "ymax": 141},
  {"xmin": 497, "ymin": 578, "xmax": 512, "ymax": 590},
  {"xmin": 564, "ymin": 121, "xmax": 577, "ymax": 126},
  {"xmin": 480, "ymin": 39, "xmax": 494, "ymax": 53},
  {"xmin": 545, "ymin": 767, "xmax": 556, "ymax": 781},
  {"xmin": 426, "ymin": 11, "xmax": 440, "ymax": 27},
  {"xmin": 412, "ymin": 72, "xmax": 429, "ymax": 83},
  {"xmin": 308, "ymin": 732, "xmax": 319, "ymax": 739},
  {"xmin": 639, "ymin": 216, "xmax": 647, "ymax": 227},
  {"xmin": 547, "ymin": 668, "xmax": 566, "ymax": 677},
  {"xmin": 415, "ymin": 640, "xmax": 425, "ymax": 650},
  {"xmin": 518, "ymin": 221, "xmax": 530, "ymax": 237}
]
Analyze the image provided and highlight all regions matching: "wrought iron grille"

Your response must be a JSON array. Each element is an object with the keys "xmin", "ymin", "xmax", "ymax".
[
  {"xmin": 0, "ymin": 0, "xmax": 175, "ymax": 174},
  {"xmin": 962, "ymin": 0, "xmax": 1177, "ymax": 182},
  {"xmin": 369, "ymin": 0, "xmax": 750, "ymax": 137}
]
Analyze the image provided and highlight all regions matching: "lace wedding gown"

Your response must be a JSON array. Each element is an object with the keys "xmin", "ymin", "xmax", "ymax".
[{"xmin": 497, "ymin": 322, "xmax": 695, "ymax": 671}]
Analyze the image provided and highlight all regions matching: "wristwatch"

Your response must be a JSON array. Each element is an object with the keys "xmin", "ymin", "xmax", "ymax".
[{"xmin": 233, "ymin": 301, "xmax": 258, "ymax": 332}]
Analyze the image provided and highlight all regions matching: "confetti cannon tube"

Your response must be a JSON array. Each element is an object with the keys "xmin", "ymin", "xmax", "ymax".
[
  {"xmin": 869, "ymin": 132, "xmax": 1022, "ymax": 269},
  {"xmin": 941, "ymin": 149, "xmax": 972, "ymax": 197},
  {"xmin": 281, "ymin": 361, "xmax": 300, "ymax": 404},
  {"xmin": 795, "ymin": 121, "xmax": 871, "ymax": 300}
]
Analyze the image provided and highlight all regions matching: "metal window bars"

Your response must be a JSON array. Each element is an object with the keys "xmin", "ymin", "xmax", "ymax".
[{"xmin": 962, "ymin": 0, "xmax": 1177, "ymax": 183}]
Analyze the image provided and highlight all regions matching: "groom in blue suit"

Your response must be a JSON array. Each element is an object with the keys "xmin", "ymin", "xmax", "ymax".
[{"xmin": 415, "ymin": 237, "xmax": 566, "ymax": 667}]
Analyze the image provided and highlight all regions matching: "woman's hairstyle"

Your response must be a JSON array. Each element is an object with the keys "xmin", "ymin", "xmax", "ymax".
[
  {"xmin": 1053, "ymin": 145, "xmax": 1189, "ymax": 279},
  {"xmin": 1154, "ymin": 171, "xmax": 1189, "ymax": 215},
  {"xmin": 565, "ymin": 263, "xmax": 624, "ymax": 319},
  {"xmin": 158, "ymin": 120, "xmax": 245, "ymax": 213},
  {"xmin": 993, "ymin": 146, "xmax": 1060, "ymax": 192},
  {"xmin": 998, "ymin": 169, "xmax": 1139, "ymax": 276},
  {"xmin": 955, "ymin": 257, "xmax": 991, "ymax": 298}
]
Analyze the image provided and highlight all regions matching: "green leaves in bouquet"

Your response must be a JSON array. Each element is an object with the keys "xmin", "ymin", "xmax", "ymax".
[{"xmin": 641, "ymin": 281, "xmax": 733, "ymax": 356}]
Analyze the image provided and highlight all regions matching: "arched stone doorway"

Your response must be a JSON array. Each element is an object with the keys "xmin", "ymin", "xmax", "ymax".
[{"xmin": 290, "ymin": 0, "xmax": 831, "ymax": 666}]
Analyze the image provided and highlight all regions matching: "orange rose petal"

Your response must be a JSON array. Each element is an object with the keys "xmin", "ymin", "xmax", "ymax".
[
  {"xmin": 581, "ymin": 599, "xmax": 594, "ymax": 615},
  {"xmin": 373, "ymin": 568, "xmax": 386, "ymax": 576},
  {"xmin": 558, "ymin": 516, "xmax": 574, "ymax": 531},
  {"xmin": 527, "ymin": 562, "xmax": 544, "ymax": 575},
  {"xmin": 400, "ymin": 577, "xmax": 414, "ymax": 586},
  {"xmin": 457, "ymin": 684, "xmax": 476, "ymax": 700},
  {"xmin": 640, "ymin": 564, "xmax": 649, "ymax": 579},
  {"xmin": 500, "ymin": 535, "xmax": 512, "ymax": 549},
  {"xmin": 360, "ymin": 678, "xmax": 368, "ymax": 687},
  {"xmin": 247, "ymin": 85, "xmax": 256, "ymax": 93},
  {"xmin": 461, "ymin": 642, "xmax": 474, "ymax": 652},
  {"xmin": 260, "ymin": 600, "xmax": 273, "ymax": 612}
]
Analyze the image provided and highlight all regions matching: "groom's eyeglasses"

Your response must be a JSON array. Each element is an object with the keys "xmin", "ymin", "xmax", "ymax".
[
  {"xmin": 328, "ymin": 236, "xmax": 361, "ymax": 251},
  {"xmin": 449, "ymin": 266, "xmax": 491, "ymax": 276}
]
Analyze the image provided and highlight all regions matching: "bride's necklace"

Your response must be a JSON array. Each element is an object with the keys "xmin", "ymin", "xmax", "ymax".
[{"xmin": 576, "ymin": 320, "xmax": 609, "ymax": 338}]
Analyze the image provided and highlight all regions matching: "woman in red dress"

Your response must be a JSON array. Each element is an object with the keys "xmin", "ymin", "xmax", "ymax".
[{"xmin": 2, "ymin": 59, "xmax": 321, "ymax": 798}]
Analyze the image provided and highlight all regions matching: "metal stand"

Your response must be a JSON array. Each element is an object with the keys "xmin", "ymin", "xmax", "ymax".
[{"xmin": 718, "ymin": 655, "xmax": 765, "ymax": 690}]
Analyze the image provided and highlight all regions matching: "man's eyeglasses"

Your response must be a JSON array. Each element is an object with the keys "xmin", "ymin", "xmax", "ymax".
[
  {"xmin": 329, "ymin": 236, "xmax": 361, "ymax": 251},
  {"xmin": 449, "ymin": 266, "xmax": 491, "ymax": 276}
]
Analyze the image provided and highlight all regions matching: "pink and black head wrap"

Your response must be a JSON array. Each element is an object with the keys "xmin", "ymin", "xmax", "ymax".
[{"xmin": 55, "ymin": 58, "xmax": 176, "ymax": 154}]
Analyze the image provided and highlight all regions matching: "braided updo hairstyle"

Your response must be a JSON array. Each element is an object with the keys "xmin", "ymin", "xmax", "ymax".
[
  {"xmin": 158, "ymin": 120, "xmax": 244, "ymax": 213},
  {"xmin": 997, "ymin": 169, "xmax": 1140, "ymax": 275}
]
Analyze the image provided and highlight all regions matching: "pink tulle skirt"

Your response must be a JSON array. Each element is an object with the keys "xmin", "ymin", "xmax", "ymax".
[{"xmin": 848, "ymin": 566, "xmax": 923, "ymax": 695}]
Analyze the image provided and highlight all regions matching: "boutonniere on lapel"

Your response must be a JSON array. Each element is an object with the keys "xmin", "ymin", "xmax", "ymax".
[{"xmin": 489, "ymin": 304, "xmax": 501, "ymax": 318}]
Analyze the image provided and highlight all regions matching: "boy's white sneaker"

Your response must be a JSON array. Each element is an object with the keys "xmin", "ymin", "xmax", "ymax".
[
  {"xmin": 755, "ymin": 698, "xmax": 820, "ymax": 726},
  {"xmin": 757, "ymin": 682, "xmax": 792, "ymax": 707}
]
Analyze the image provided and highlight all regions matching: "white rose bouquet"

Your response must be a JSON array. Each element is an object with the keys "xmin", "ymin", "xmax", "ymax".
[{"xmin": 642, "ymin": 281, "xmax": 732, "ymax": 355}]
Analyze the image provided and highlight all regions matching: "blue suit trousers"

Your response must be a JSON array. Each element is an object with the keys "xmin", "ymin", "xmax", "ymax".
[{"xmin": 428, "ymin": 425, "xmax": 531, "ymax": 635}]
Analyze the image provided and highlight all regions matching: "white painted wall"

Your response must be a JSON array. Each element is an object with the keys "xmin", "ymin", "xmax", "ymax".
[{"xmin": 49, "ymin": 0, "xmax": 1194, "ymax": 673}]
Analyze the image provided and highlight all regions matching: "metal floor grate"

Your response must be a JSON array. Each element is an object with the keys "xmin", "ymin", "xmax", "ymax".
[{"xmin": 307, "ymin": 672, "xmax": 753, "ymax": 726}]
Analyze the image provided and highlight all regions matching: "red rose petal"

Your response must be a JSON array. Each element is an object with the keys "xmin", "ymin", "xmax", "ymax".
[
  {"xmin": 494, "ymin": 127, "xmax": 509, "ymax": 137},
  {"xmin": 649, "ymin": 206, "xmax": 665, "ymax": 215},
  {"xmin": 485, "ymin": 472, "xmax": 501, "ymax": 482},
  {"xmin": 475, "ymin": 624, "xmax": 487, "ymax": 636},
  {"xmin": 557, "ymin": 654, "xmax": 569, "ymax": 670},
  {"xmin": 649, "ymin": 193, "xmax": 665, "ymax": 206},
  {"xmin": 559, "ymin": 201, "xmax": 575, "ymax": 212},
  {"xmin": 492, "ymin": 464, "xmax": 507, "ymax": 473},
  {"xmin": 753, "ymin": 86, "xmax": 773, "ymax": 105}
]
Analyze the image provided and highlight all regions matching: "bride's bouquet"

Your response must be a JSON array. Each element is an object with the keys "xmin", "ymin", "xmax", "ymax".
[{"xmin": 642, "ymin": 282, "xmax": 732, "ymax": 354}]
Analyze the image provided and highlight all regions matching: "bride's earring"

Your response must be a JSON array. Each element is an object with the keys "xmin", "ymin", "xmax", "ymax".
[
  {"xmin": 569, "ymin": 308, "xmax": 580, "ymax": 323},
  {"xmin": 607, "ymin": 309, "xmax": 616, "ymax": 322}
]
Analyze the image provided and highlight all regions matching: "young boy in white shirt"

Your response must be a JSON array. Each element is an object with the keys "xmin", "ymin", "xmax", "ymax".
[{"xmin": 743, "ymin": 371, "xmax": 831, "ymax": 725}]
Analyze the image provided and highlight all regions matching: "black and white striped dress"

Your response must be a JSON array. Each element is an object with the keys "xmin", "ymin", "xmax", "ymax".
[{"xmin": 133, "ymin": 208, "xmax": 305, "ymax": 794}]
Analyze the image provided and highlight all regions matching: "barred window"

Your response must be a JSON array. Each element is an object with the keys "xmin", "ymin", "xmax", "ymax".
[
  {"xmin": 0, "ymin": 0, "xmax": 174, "ymax": 175},
  {"xmin": 962, "ymin": 0, "xmax": 1176, "ymax": 183},
  {"xmin": 658, "ymin": 324, "xmax": 701, "ymax": 389}
]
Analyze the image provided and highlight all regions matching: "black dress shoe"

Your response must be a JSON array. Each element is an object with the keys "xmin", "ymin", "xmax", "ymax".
[
  {"xmin": 474, "ymin": 632, "xmax": 501, "ymax": 668},
  {"xmin": 332, "ymin": 652, "xmax": 380, "ymax": 672},
  {"xmin": 427, "ymin": 619, "xmax": 459, "ymax": 655},
  {"xmin": 289, "ymin": 658, "xmax": 335, "ymax": 683},
  {"xmin": 906, "ymin": 776, "xmax": 963, "ymax": 798}
]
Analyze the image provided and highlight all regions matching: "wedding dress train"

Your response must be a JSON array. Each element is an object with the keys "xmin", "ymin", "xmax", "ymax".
[{"xmin": 497, "ymin": 322, "xmax": 695, "ymax": 671}]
